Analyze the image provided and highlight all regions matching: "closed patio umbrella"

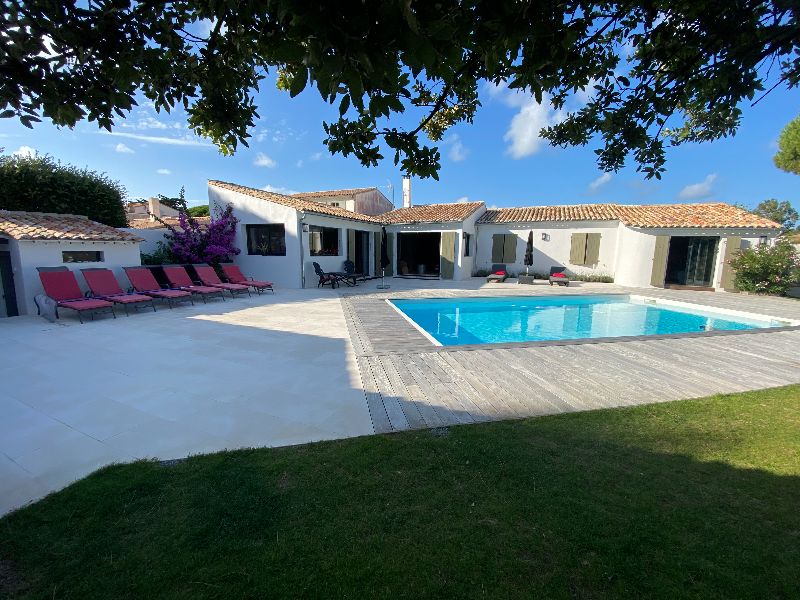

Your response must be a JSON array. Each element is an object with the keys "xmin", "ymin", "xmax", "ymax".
[
  {"xmin": 377, "ymin": 226, "xmax": 391, "ymax": 289},
  {"xmin": 524, "ymin": 230, "xmax": 534, "ymax": 275}
]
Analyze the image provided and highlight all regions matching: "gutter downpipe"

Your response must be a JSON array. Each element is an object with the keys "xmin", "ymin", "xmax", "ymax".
[{"xmin": 298, "ymin": 210, "xmax": 306, "ymax": 288}]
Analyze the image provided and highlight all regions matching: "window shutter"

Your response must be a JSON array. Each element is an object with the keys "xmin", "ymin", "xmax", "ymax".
[
  {"xmin": 490, "ymin": 234, "xmax": 504, "ymax": 263},
  {"xmin": 569, "ymin": 233, "xmax": 588, "ymax": 265},
  {"xmin": 385, "ymin": 233, "xmax": 395, "ymax": 276},
  {"xmin": 503, "ymin": 234, "xmax": 517, "ymax": 263},
  {"xmin": 585, "ymin": 233, "xmax": 601, "ymax": 265},
  {"xmin": 650, "ymin": 235, "xmax": 670, "ymax": 287},
  {"xmin": 720, "ymin": 237, "xmax": 742, "ymax": 292},
  {"xmin": 440, "ymin": 232, "xmax": 456, "ymax": 279},
  {"xmin": 347, "ymin": 229, "xmax": 356, "ymax": 262}
]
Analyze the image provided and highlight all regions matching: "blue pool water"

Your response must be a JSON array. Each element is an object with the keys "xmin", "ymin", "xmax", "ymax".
[{"xmin": 390, "ymin": 295, "xmax": 779, "ymax": 346}]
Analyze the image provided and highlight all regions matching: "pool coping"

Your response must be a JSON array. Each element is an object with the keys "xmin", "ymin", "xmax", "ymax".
[{"xmin": 380, "ymin": 293, "xmax": 800, "ymax": 355}]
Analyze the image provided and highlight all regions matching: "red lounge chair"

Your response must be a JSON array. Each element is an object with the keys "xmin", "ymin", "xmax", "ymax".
[
  {"xmin": 37, "ymin": 267, "xmax": 115, "ymax": 323},
  {"xmin": 221, "ymin": 264, "xmax": 274, "ymax": 294},
  {"xmin": 123, "ymin": 267, "xmax": 193, "ymax": 308},
  {"xmin": 81, "ymin": 268, "xmax": 157, "ymax": 315},
  {"xmin": 194, "ymin": 265, "xmax": 250, "ymax": 298},
  {"xmin": 162, "ymin": 266, "xmax": 225, "ymax": 302}
]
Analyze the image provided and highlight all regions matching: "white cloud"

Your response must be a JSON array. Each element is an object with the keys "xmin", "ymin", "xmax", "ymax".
[
  {"xmin": 261, "ymin": 184, "xmax": 298, "ymax": 195},
  {"xmin": 11, "ymin": 145, "xmax": 36, "ymax": 158},
  {"xmin": 588, "ymin": 172, "xmax": 613, "ymax": 193},
  {"xmin": 254, "ymin": 152, "xmax": 277, "ymax": 168},
  {"xmin": 104, "ymin": 131, "xmax": 212, "ymax": 147},
  {"xmin": 114, "ymin": 143, "xmax": 134, "ymax": 154},
  {"xmin": 295, "ymin": 159, "xmax": 304, "ymax": 168},
  {"xmin": 310, "ymin": 152, "xmax": 323, "ymax": 161},
  {"xmin": 444, "ymin": 134, "xmax": 468, "ymax": 162},
  {"xmin": 455, "ymin": 196, "xmax": 469, "ymax": 202},
  {"xmin": 678, "ymin": 173, "xmax": 717, "ymax": 200},
  {"xmin": 156, "ymin": 168, "xmax": 171, "ymax": 175},
  {"xmin": 503, "ymin": 95, "xmax": 566, "ymax": 158}
]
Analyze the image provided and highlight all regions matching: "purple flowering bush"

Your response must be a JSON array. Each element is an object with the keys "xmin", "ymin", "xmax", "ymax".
[
  {"xmin": 159, "ymin": 204, "xmax": 240, "ymax": 265},
  {"xmin": 729, "ymin": 236, "xmax": 800, "ymax": 295}
]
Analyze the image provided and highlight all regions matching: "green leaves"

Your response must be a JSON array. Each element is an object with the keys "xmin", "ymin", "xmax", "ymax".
[
  {"xmin": 774, "ymin": 114, "xmax": 800, "ymax": 176},
  {"xmin": 2, "ymin": 0, "xmax": 799, "ymax": 179}
]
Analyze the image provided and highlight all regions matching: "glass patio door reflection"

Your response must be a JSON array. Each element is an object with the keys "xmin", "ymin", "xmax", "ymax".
[{"xmin": 684, "ymin": 237, "xmax": 718, "ymax": 287}]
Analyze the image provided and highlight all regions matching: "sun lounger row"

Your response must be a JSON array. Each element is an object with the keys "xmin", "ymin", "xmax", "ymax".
[{"xmin": 37, "ymin": 264, "xmax": 273, "ymax": 323}]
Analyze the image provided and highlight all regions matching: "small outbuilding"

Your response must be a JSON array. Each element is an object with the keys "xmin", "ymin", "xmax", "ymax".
[{"xmin": 0, "ymin": 210, "xmax": 143, "ymax": 316}]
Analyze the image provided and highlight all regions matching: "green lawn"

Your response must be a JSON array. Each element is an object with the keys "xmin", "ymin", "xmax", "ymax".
[{"xmin": 2, "ymin": 386, "xmax": 799, "ymax": 599}]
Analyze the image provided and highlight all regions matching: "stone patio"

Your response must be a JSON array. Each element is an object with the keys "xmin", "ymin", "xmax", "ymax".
[{"xmin": 1, "ymin": 277, "xmax": 799, "ymax": 515}]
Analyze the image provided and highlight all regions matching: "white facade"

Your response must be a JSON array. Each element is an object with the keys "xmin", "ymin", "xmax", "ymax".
[{"xmin": 5, "ymin": 238, "xmax": 142, "ymax": 316}]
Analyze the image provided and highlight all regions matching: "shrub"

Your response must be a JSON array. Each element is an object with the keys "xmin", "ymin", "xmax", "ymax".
[
  {"xmin": 140, "ymin": 241, "xmax": 176, "ymax": 266},
  {"xmin": 0, "ymin": 153, "xmax": 127, "ymax": 226},
  {"xmin": 729, "ymin": 237, "xmax": 800, "ymax": 295},
  {"xmin": 159, "ymin": 204, "xmax": 240, "ymax": 265},
  {"xmin": 571, "ymin": 273, "xmax": 614, "ymax": 283},
  {"xmin": 187, "ymin": 205, "xmax": 210, "ymax": 217}
]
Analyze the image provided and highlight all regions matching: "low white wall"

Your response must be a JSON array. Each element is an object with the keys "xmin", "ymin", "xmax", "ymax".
[
  {"xmin": 475, "ymin": 221, "xmax": 619, "ymax": 278},
  {"xmin": 12, "ymin": 240, "xmax": 142, "ymax": 315},
  {"xmin": 121, "ymin": 227, "xmax": 168, "ymax": 254}
]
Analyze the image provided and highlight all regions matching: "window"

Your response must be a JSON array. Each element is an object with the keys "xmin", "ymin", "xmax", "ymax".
[
  {"xmin": 331, "ymin": 202, "xmax": 340, "ymax": 207},
  {"xmin": 246, "ymin": 224, "xmax": 286, "ymax": 256},
  {"xmin": 309, "ymin": 226, "xmax": 340, "ymax": 256},
  {"xmin": 463, "ymin": 232, "xmax": 472, "ymax": 257},
  {"xmin": 569, "ymin": 233, "xmax": 601, "ymax": 265},
  {"xmin": 491, "ymin": 234, "xmax": 517, "ymax": 263},
  {"xmin": 759, "ymin": 235, "xmax": 768, "ymax": 246},
  {"xmin": 62, "ymin": 250, "xmax": 104, "ymax": 263}
]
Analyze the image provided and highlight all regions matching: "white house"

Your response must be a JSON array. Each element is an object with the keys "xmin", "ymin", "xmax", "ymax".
[
  {"xmin": 208, "ymin": 180, "xmax": 781, "ymax": 293},
  {"xmin": 0, "ymin": 210, "xmax": 143, "ymax": 316},
  {"xmin": 290, "ymin": 187, "xmax": 393, "ymax": 216}
]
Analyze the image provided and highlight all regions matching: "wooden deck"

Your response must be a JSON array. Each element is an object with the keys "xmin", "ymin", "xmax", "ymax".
[{"xmin": 342, "ymin": 284, "xmax": 800, "ymax": 433}]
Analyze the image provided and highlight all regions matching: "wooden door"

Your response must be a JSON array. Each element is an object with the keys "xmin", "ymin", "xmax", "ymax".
[{"xmin": 440, "ymin": 232, "xmax": 456, "ymax": 279}]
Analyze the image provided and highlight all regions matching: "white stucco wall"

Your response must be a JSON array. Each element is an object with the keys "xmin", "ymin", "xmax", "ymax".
[
  {"xmin": 11, "ymin": 240, "xmax": 142, "ymax": 316},
  {"xmin": 614, "ymin": 226, "xmax": 780, "ymax": 289},
  {"xmin": 209, "ymin": 185, "xmax": 303, "ymax": 289},
  {"xmin": 120, "ymin": 227, "xmax": 168, "ymax": 254},
  {"xmin": 475, "ymin": 221, "xmax": 619, "ymax": 277}
]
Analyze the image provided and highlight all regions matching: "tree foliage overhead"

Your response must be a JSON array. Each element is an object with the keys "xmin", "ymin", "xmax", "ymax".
[
  {"xmin": 3, "ymin": 1, "xmax": 799, "ymax": 179},
  {"xmin": 0, "ymin": 153, "xmax": 127, "ymax": 227},
  {"xmin": 774, "ymin": 114, "xmax": 800, "ymax": 175},
  {"xmin": 751, "ymin": 198, "xmax": 799, "ymax": 230}
]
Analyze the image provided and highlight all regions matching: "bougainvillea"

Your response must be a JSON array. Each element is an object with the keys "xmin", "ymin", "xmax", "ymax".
[
  {"xmin": 158, "ymin": 204, "xmax": 240, "ymax": 265},
  {"xmin": 729, "ymin": 237, "xmax": 800, "ymax": 296}
]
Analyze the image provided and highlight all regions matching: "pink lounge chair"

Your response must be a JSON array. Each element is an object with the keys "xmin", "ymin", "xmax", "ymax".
[
  {"xmin": 123, "ymin": 267, "xmax": 194, "ymax": 308},
  {"xmin": 162, "ymin": 266, "xmax": 225, "ymax": 302},
  {"xmin": 194, "ymin": 265, "xmax": 250, "ymax": 298},
  {"xmin": 221, "ymin": 264, "xmax": 274, "ymax": 294},
  {"xmin": 37, "ymin": 267, "xmax": 115, "ymax": 323},
  {"xmin": 81, "ymin": 268, "xmax": 157, "ymax": 315}
]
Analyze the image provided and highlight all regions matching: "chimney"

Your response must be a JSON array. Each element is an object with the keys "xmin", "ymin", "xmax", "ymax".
[
  {"xmin": 402, "ymin": 176, "xmax": 411, "ymax": 209},
  {"xmin": 146, "ymin": 197, "xmax": 161, "ymax": 221}
]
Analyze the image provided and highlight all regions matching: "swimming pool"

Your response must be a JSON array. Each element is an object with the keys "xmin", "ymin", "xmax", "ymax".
[{"xmin": 389, "ymin": 295, "xmax": 788, "ymax": 347}]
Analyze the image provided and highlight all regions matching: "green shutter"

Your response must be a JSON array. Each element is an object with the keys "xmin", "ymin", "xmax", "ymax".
[
  {"xmin": 650, "ymin": 235, "xmax": 670, "ymax": 287},
  {"xmin": 373, "ymin": 232, "xmax": 381, "ymax": 276},
  {"xmin": 569, "ymin": 233, "xmax": 588, "ymax": 265},
  {"xmin": 585, "ymin": 233, "xmax": 601, "ymax": 265},
  {"xmin": 720, "ymin": 237, "xmax": 742, "ymax": 292},
  {"xmin": 503, "ymin": 234, "xmax": 517, "ymax": 264},
  {"xmin": 347, "ymin": 229, "xmax": 356, "ymax": 262},
  {"xmin": 385, "ymin": 233, "xmax": 394, "ymax": 276},
  {"xmin": 440, "ymin": 232, "xmax": 456, "ymax": 279},
  {"xmin": 491, "ymin": 234, "xmax": 504, "ymax": 263}
]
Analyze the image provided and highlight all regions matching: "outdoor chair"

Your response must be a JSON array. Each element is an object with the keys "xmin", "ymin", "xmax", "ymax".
[
  {"xmin": 123, "ymin": 266, "xmax": 194, "ymax": 308},
  {"xmin": 549, "ymin": 267, "xmax": 570, "ymax": 287},
  {"xmin": 313, "ymin": 262, "xmax": 339, "ymax": 288},
  {"xmin": 81, "ymin": 268, "xmax": 157, "ymax": 315},
  {"xmin": 486, "ymin": 264, "xmax": 509, "ymax": 283},
  {"xmin": 221, "ymin": 264, "xmax": 274, "ymax": 294},
  {"xmin": 37, "ymin": 267, "xmax": 115, "ymax": 323},
  {"xmin": 194, "ymin": 265, "xmax": 251, "ymax": 298},
  {"xmin": 341, "ymin": 260, "xmax": 363, "ymax": 286},
  {"xmin": 163, "ymin": 266, "xmax": 226, "ymax": 302}
]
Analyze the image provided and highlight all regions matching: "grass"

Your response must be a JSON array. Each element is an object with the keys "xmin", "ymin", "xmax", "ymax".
[{"xmin": 2, "ymin": 385, "xmax": 799, "ymax": 599}]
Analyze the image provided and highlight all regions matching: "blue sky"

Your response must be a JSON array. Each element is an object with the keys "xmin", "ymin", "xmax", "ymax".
[{"xmin": 1, "ymin": 74, "xmax": 797, "ymax": 211}]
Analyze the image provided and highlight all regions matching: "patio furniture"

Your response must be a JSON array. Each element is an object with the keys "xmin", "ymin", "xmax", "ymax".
[
  {"xmin": 221, "ymin": 264, "xmax": 274, "ymax": 294},
  {"xmin": 81, "ymin": 268, "xmax": 157, "ymax": 315},
  {"xmin": 194, "ymin": 265, "xmax": 251, "ymax": 298},
  {"xmin": 313, "ymin": 262, "xmax": 339, "ymax": 288},
  {"xmin": 123, "ymin": 266, "xmax": 194, "ymax": 308},
  {"xmin": 163, "ymin": 266, "xmax": 226, "ymax": 302},
  {"xmin": 37, "ymin": 267, "xmax": 115, "ymax": 323},
  {"xmin": 486, "ymin": 264, "xmax": 509, "ymax": 283},
  {"xmin": 341, "ymin": 260, "xmax": 364, "ymax": 286},
  {"xmin": 549, "ymin": 267, "xmax": 570, "ymax": 287}
]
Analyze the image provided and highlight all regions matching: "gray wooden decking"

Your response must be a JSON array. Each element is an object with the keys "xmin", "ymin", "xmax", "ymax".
[{"xmin": 342, "ymin": 284, "xmax": 800, "ymax": 433}]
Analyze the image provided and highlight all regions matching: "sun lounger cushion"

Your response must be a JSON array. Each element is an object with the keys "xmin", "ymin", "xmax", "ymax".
[
  {"xmin": 59, "ymin": 298, "xmax": 114, "ymax": 310},
  {"xmin": 39, "ymin": 269, "xmax": 85, "ymax": 302},
  {"xmin": 221, "ymin": 265, "xmax": 273, "ymax": 288}
]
